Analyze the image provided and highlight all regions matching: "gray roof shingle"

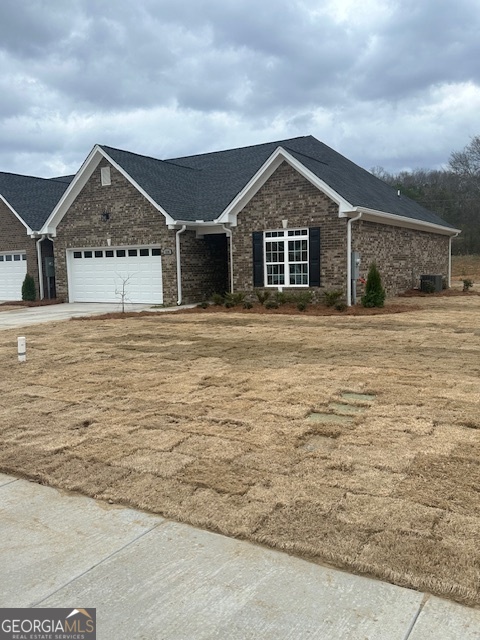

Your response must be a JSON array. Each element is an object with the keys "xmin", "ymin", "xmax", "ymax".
[
  {"xmin": 101, "ymin": 136, "xmax": 455, "ymax": 229},
  {"xmin": 0, "ymin": 172, "xmax": 73, "ymax": 230}
]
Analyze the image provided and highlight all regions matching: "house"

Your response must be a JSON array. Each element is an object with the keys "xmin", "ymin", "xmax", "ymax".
[
  {"xmin": 40, "ymin": 136, "xmax": 460, "ymax": 306},
  {"xmin": 0, "ymin": 173, "xmax": 73, "ymax": 300}
]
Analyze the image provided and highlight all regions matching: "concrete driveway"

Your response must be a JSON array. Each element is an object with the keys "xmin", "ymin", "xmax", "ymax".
[
  {"xmin": 1, "ymin": 473, "xmax": 479, "ymax": 639},
  {"xmin": 0, "ymin": 302, "xmax": 189, "ymax": 329}
]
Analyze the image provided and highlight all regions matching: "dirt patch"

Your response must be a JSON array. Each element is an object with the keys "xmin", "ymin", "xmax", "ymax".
[
  {"xmin": 0, "ymin": 298, "xmax": 64, "ymax": 308},
  {"xmin": 0, "ymin": 294, "xmax": 479, "ymax": 606}
]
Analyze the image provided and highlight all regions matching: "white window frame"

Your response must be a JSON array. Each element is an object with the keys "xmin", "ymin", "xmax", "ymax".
[
  {"xmin": 100, "ymin": 166, "xmax": 111, "ymax": 186},
  {"xmin": 264, "ymin": 228, "xmax": 309, "ymax": 287}
]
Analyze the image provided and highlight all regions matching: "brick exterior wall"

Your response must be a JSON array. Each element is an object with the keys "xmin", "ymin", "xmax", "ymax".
[
  {"xmin": 230, "ymin": 161, "xmax": 451, "ymax": 300},
  {"xmin": 352, "ymin": 220, "xmax": 450, "ymax": 296},
  {"xmin": 54, "ymin": 160, "xmax": 222, "ymax": 305},
  {"xmin": 232, "ymin": 161, "xmax": 347, "ymax": 297},
  {"xmin": 0, "ymin": 200, "xmax": 39, "ymax": 298}
]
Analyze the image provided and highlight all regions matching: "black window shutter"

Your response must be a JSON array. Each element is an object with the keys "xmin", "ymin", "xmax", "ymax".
[
  {"xmin": 309, "ymin": 227, "xmax": 320, "ymax": 287},
  {"xmin": 252, "ymin": 231, "xmax": 264, "ymax": 287}
]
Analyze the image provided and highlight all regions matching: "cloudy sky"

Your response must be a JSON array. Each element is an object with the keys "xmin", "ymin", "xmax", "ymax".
[{"xmin": 1, "ymin": 0, "xmax": 480, "ymax": 177}]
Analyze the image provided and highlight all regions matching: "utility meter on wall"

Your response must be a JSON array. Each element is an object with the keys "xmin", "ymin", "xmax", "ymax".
[{"xmin": 351, "ymin": 252, "xmax": 361, "ymax": 279}]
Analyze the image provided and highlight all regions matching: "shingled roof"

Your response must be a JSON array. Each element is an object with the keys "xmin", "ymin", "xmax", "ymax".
[
  {"xmin": 100, "ymin": 136, "xmax": 454, "ymax": 229},
  {"xmin": 0, "ymin": 172, "xmax": 73, "ymax": 231}
]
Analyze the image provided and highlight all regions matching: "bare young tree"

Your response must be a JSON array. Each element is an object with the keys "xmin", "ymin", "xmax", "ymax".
[{"xmin": 115, "ymin": 274, "xmax": 132, "ymax": 313}]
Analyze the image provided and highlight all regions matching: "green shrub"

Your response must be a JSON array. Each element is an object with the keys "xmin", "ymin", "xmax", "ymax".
[
  {"xmin": 243, "ymin": 301, "xmax": 253, "ymax": 309},
  {"xmin": 255, "ymin": 289, "xmax": 271, "ymax": 305},
  {"xmin": 297, "ymin": 301, "xmax": 307, "ymax": 311},
  {"xmin": 21, "ymin": 273, "xmax": 36, "ymax": 301},
  {"xmin": 361, "ymin": 262, "xmax": 386, "ymax": 308},
  {"xmin": 335, "ymin": 302, "xmax": 347, "ymax": 312},
  {"xmin": 265, "ymin": 299, "xmax": 279, "ymax": 309},
  {"xmin": 463, "ymin": 278, "xmax": 474, "ymax": 292},
  {"xmin": 297, "ymin": 291, "xmax": 314, "ymax": 304},
  {"xmin": 274, "ymin": 291, "xmax": 288, "ymax": 305},
  {"xmin": 211, "ymin": 292, "xmax": 224, "ymax": 305},
  {"xmin": 198, "ymin": 301, "xmax": 209, "ymax": 309},
  {"xmin": 324, "ymin": 289, "xmax": 343, "ymax": 307},
  {"xmin": 224, "ymin": 291, "xmax": 246, "ymax": 306}
]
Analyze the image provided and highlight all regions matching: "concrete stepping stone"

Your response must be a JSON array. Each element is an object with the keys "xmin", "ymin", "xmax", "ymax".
[
  {"xmin": 301, "ymin": 435, "xmax": 337, "ymax": 452},
  {"xmin": 329, "ymin": 402, "xmax": 363, "ymax": 415},
  {"xmin": 341, "ymin": 392, "xmax": 376, "ymax": 404},
  {"xmin": 308, "ymin": 413, "xmax": 354, "ymax": 425}
]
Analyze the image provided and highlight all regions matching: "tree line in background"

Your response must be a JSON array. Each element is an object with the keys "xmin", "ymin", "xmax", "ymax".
[{"xmin": 371, "ymin": 136, "xmax": 480, "ymax": 255}]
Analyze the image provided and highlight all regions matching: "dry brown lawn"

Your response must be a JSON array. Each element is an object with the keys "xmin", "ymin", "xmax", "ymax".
[{"xmin": 0, "ymin": 292, "xmax": 479, "ymax": 607}]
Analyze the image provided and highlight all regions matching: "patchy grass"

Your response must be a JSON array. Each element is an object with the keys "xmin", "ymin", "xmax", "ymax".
[
  {"xmin": 452, "ymin": 254, "xmax": 480, "ymax": 281},
  {"xmin": 0, "ymin": 294, "xmax": 479, "ymax": 606}
]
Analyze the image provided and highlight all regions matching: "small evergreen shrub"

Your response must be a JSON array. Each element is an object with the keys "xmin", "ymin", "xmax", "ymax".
[
  {"xmin": 243, "ymin": 301, "xmax": 253, "ymax": 309},
  {"xmin": 265, "ymin": 299, "xmax": 279, "ymax": 309},
  {"xmin": 361, "ymin": 262, "xmax": 386, "ymax": 308},
  {"xmin": 297, "ymin": 301, "xmax": 307, "ymax": 311},
  {"xmin": 224, "ymin": 291, "xmax": 246, "ymax": 306},
  {"xmin": 198, "ymin": 301, "xmax": 209, "ymax": 309},
  {"xmin": 211, "ymin": 293, "xmax": 224, "ymax": 305},
  {"xmin": 324, "ymin": 290, "xmax": 343, "ymax": 307},
  {"xmin": 335, "ymin": 302, "xmax": 348, "ymax": 312},
  {"xmin": 274, "ymin": 291, "xmax": 288, "ymax": 305},
  {"xmin": 463, "ymin": 278, "xmax": 473, "ymax": 292},
  {"xmin": 255, "ymin": 289, "xmax": 271, "ymax": 305},
  {"xmin": 21, "ymin": 273, "xmax": 36, "ymax": 301}
]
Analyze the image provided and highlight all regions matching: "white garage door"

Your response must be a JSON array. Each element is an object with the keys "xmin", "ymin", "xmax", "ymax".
[
  {"xmin": 68, "ymin": 246, "xmax": 163, "ymax": 304},
  {"xmin": 0, "ymin": 252, "xmax": 27, "ymax": 301}
]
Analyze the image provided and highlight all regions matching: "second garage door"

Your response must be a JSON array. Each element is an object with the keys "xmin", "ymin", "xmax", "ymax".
[
  {"xmin": 0, "ymin": 252, "xmax": 27, "ymax": 301},
  {"xmin": 68, "ymin": 246, "xmax": 163, "ymax": 304}
]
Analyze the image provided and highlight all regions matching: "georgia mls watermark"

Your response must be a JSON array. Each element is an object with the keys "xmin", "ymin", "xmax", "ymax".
[{"xmin": 0, "ymin": 608, "xmax": 96, "ymax": 640}]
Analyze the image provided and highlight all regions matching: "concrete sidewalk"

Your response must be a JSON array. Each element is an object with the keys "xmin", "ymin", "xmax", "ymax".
[
  {"xmin": 0, "ymin": 302, "xmax": 193, "ymax": 329},
  {"xmin": 1, "ymin": 474, "xmax": 478, "ymax": 639}
]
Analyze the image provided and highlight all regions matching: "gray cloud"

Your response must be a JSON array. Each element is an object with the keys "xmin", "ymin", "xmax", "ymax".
[{"xmin": 0, "ymin": 0, "xmax": 479, "ymax": 176}]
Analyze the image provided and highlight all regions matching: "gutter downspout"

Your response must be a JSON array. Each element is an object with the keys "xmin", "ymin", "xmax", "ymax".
[
  {"xmin": 448, "ymin": 232, "xmax": 460, "ymax": 288},
  {"xmin": 346, "ymin": 211, "xmax": 363, "ymax": 306},
  {"xmin": 36, "ymin": 234, "xmax": 47, "ymax": 300},
  {"xmin": 175, "ymin": 225, "xmax": 187, "ymax": 305},
  {"xmin": 221, "ymin": 225, "xmax": 234, "ymax": 293}
]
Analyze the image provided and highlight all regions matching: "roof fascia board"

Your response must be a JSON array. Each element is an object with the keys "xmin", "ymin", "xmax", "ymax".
[
  {"xmin": 42, "ymin": 145, "xmax": 175, "ymax": 235},
  {"xmin": 216, "ymin": 147, "xmax": 353, "ymax": 225},
  {"xmin": 42, "ymin": 145, "xmax": 103, "ymax": 235},
  {"xmin": 344, "ymin": 206, "xmax": 461, "ymax": 236},
  {"xmin": 0, "ymin": 194, "xmax": 33, "ymax": 234}
]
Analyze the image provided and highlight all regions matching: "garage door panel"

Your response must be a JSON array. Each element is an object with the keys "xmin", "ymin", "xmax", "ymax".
[
  {"xmin": 0, "ymin": 252, "xmax": 27, "ymax": 300},
  {"xmin": 69, "ymin": 247, "xmax": 163, "ymax": 304}
]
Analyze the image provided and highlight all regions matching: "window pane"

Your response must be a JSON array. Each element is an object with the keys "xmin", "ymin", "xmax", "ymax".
[
  {"xmin": 265, "ymin": 241, "xmax": 284, "ymax": 264},
  {"xmin": 22, "ymin": 254, "xmax": 27, "ymax": 260},
  {"xmin": 5, "ymin": 255, "xmax": 12, "ymax": 261},
  {"xmin": 267, "ymin": 264, "xmax": 285, "ymax": 285},
  {"xmin": 0, "ymin": 256, "xmax": 4, "ymax": 261},
  {"xmin": 84, "ymin": 251, "xmax": 93, "ymax": 258},
  {"xmin": 94, "ymin": 250, "xmax": 103, "ymax": 258},
  {"xmin": 152, "ymin": 248, "xmax": 161, "ymax": 256},
  {"xmin": 139, "ymin": 248, "xmax": 149, "ymax": 256},
  {"xmin": 288, "ymin": 240, "xmax": 307, "ymax": 262},
  {"xmin": 289, "ymin": 263, "xmax": 308, "ymax": 285},
  {"xmin": 73, "ymin": 251, "xmax": 82, "ymax": 259},
  {"xmin": 128, "ymin": 249, "xmax": 138, "ymax": 257},
  {"xmin": 14, "ymin": 254, "xmax": 21, "ymax": 261},
  {"xmin": 105, "ymin": 250, "xmax": 114, "ymax": 257},
  {"xmin": 116, "ymin": 249, "xmax": 126, "ymax": 257}
]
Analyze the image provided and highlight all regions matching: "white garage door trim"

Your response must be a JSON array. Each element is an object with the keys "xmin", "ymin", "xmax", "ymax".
[
  {"xmin": 67, "ymin": 245, "xmax": 163, "ymax": 304},
  {"xmin": 0, "ymin": 251, "xmax": 27, "ymax": 301}
]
